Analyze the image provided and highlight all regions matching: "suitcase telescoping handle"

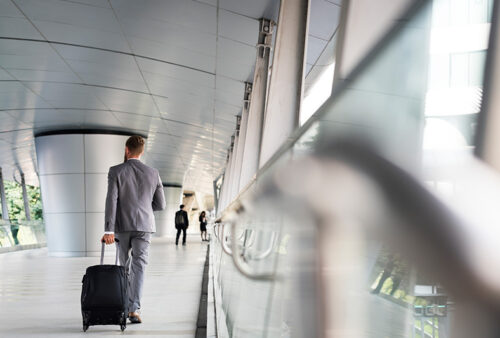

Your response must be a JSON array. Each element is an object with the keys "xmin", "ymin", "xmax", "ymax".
[{"xmin": 100, "ymin": 238, "xmax": 120, "ymax": 266}]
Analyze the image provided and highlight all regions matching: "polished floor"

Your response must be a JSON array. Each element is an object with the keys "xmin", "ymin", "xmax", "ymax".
[{"xmin": 0, "ymin": 237, "xmax": 208, "ymax": 337}]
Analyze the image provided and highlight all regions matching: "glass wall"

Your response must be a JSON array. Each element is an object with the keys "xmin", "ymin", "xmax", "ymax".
[
  {"xmin": 423, "ymin": 0, "xmax": 493, "ymax": 196},
  {"xmin": 212, "ymin": 0, "xmax": 498, "ymax": 337},
  {"xmin": 0, "ymin": 181, "xmax": 45, "ymax": 249}
]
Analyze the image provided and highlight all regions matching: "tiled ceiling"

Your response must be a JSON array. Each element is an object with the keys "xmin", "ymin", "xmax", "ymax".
[{"xmin": 0, "ymin": 0, "xmax": 340, "ymax": 195}]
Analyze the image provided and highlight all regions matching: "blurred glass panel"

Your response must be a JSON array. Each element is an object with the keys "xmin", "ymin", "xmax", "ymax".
[
  {"xmin": 302, "ymin": 1, "xmax": 432, "ymax": 174},
  {"xmin": 450, "ymin": 53, "xmax": 469, "ymax": 87},
  {"xmin": 214, "ymin": 0, "xmax": 494, "ymax": 337},
  {"xmin": 451, "ymin": 0, "xmax": 468, "ymax": 25},
  {"xmin": 469, "ymin": 51, "xmax": 487, "ymax": 87}
]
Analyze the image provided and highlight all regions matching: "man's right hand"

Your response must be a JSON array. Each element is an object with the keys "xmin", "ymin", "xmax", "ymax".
[{"xmin": 102, "ymin": 233, "xmax": 115, "ymax": 245}]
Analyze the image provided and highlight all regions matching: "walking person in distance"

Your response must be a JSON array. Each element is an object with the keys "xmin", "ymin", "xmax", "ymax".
[
  {"xmin": 175, "ymin": 204, "xmax": 189, "ymax": 246},
  {"xmin": 199, "ymin": 211, "xmax": 208, "ymax": 242},
  {"xmin": 101, "ymin": 135, "xmax": 166, "ymax": 324}
]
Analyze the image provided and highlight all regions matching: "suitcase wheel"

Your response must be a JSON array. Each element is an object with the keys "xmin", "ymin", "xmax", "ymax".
[{"xmin": 120, "ymin": 324, "xmax": 126, "ymax": 332}]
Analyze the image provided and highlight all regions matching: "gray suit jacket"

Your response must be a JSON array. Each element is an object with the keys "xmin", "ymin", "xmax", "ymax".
[{"xmin": 104, "ymin": 159, "xmax": 165, "ymax": 233}]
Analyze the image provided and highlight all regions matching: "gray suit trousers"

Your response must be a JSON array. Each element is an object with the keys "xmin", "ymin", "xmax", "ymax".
[{"xmin": 115, "ymin": 231, "xmax": 151, "ymax": 313}]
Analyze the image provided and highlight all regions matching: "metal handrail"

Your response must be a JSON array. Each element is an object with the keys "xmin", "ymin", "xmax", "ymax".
[
  {"xmin": 216, "ymin": 138, "xmax": 500, "ymax": 306},
  {"xmin": 229, "ymin": 219, "xmax": 277, "ymax": 281},
  {"xmin": 220, "ymin": 223, "xmax": 233, "ymax": 256},
  {"xmin": 240, "ymin": 229, "xmax": 256, "ymax": 248},
  {"xmin": 245, "ymin": 232, "xmax": 277, "ymax": 261},
  {"xmin": 213, "ymin": 222, "xmax": 221, "ymax": 242}
]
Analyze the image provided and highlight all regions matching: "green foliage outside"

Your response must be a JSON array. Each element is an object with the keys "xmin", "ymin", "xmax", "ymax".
[{"xmin": 0, "ymin": 181, "xmax": 43, "ymax": 221}]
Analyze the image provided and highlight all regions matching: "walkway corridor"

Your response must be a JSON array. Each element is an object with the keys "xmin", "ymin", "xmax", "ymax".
[{"xmin": 0, "ymin": 237, "xmax": 208, "ymax": 337}]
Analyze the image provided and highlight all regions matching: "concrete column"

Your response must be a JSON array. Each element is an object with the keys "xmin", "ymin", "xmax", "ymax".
[
  {"xmin": 0, "ymin": 168, "xmax": 9, "ymax": 221},
  {"xmin": 239, "ymin": 19, "xmax": 274, "ymax": 190},
  {"xmin": 233, "ymin": 83, "xmax": 252, "ymax": 198},
  {"xmin": 35, "ymin": 132, "xmax": 135, "ymax": 257},
  {"xmin": 20, "ymin": 173, "xmax": 31, "ymax": 221},
  {"xmin": 155, "ymin": 185, "xmax": 183, "ymax": 238},
  {"xmin": 259, "ymin": 0, "xmax": 310, "ymax": 167}
]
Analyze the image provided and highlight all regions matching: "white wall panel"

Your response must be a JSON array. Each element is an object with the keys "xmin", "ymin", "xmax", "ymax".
[
  {"xmin": 44, "ymin": 212, "xmax": 86, "ymax": 255},
  {"xmin": 36, "ymin": 135, "xmax": 84, "ymax": 175},
  {"xmin": 84, "ymin": 134, "xmax": 128, "ymax": 173},
  {"xmin": 84, "ymin": 173, "xmax": 107, "ymax": 213},
  {"xmin": 39, "ymin": 174, "xmax": 85, "ymax": 213}
]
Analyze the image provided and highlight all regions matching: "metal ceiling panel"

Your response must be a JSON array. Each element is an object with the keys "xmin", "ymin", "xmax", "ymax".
[
  {"xmin": 0, "ymin": 0, "xmax": 283, "ymax": 194},
  {"xmin": 219, "ymin": 0, "xmax": 279, "ymax": 20},
  {"xmin": 117, "ymin": 15, "xmax": 216, "ymax": 57},
  {"xmin": 9, "ymin": 108, "xmax": 79, "ymax": 125},
  {"xmin": 0, "ymin": 52, "xmax": 70, "ymax": 72},
  {"xmin": 53, "ymin": 44, "xmax": 133, "ymax": 66},
  {"xmin": 218, "ymin": 37, "xmax": 256, "ymax": 64},
  {"xmin": 77, "ymin": 73, "xmax": 149, "ymax": 93},
  {"xmin": 110, "ymin": 0, "xmax": 217, "ymax": 35},
  {"xmin": 0, "ymin": 129, "xmax": 34, "ymax": 146},
  {"xmin": 215, "ymin": 90, "xmax": 243, "ymax": 108},
  {"xmin": 34, "ymin": 20, "xmax": 131, "ymax": 52},
  {"xmin": 129, "ymin": 37, "xmax": 215, "ymax": 73},
  {"xmin": 0, "ymin": 0, "xmax": 24, "ymax": 17},
  {"xmin": 65, "ymin": 0, "xmax": 111, "ymax": 8},
  {"xmin": 0, "ymin": 17, "xmax": 44, "ymax": 39},
  {"xmin": 218, "ymin": 9, "xmax": 259, "ymax": 46},
  {"xmin": 0, "ymin": 111, "xmax": 29, "ymax": 132},
  {"xmin": 0, "ymin": 92, "xmax": 51, "ymax": 110},
  {"xmin": 14, "ymin": 0, "xmax": 122, "ymax": 33},
  {"xmin": 23, "ymin": 82, "xmax": 108, "ymax": 110},
  {"xmin": 13, "ymin": 109, "xmax": 124, "ymax": 131},
  {"xmin": 113, "ymin": 112, "xmax": 157, "ymax": 131},
  {"xmin": 66, "ymin": 59, "xmax": 144, "ymax": 83},
  {"xmin": 138, "ymin": 58, "xmax": 215, "ymax": 87},
  {"xmin": 9, "ymin": 69, "xmax": 80, "ymax": 82},
  {"xmin": 91, "ymin": 87, "xmax": 158, "ymax": 114},
  {"xmin": 144, "ymin": 74, "xmax": 214, "ymax": 100},
  {"xmin": 0, "ymin": 68, "xmax": 13, "ymax": 80},
  {"xmin": 215, "ymin": 100, "xmax": 241, "ymax": 117},
  {"xmin": 0, "ymin": 81, "xmax": 32, "ymax": 93}
]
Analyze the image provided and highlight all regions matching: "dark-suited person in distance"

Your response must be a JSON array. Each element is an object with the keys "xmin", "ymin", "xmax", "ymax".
[
  {"xmin": 175, "ymin": 204, "xmax": 189, "ymax": 246},
  {"xmin": 101, "ymin": 135, "xmax": 166, "ymax": 324}
]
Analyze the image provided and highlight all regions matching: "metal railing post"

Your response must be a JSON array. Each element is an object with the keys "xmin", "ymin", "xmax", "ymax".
[{"xmin": 0, "ymin": 168, "xmax": 9, "ymax": 221}]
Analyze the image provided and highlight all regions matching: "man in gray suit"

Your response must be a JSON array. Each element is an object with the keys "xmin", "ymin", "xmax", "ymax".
[{"xmin": 101, "ymin": 135, "xmax": 165, "ymax": 324}]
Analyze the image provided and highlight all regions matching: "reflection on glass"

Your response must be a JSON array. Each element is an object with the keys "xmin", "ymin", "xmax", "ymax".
[
  {"xmin": 423, "ymin": 0, "xmax": 491, "ymax": 197},
  {"xmin": 290, "ymin": 0, "xmax": 492, "ymax": 337}
]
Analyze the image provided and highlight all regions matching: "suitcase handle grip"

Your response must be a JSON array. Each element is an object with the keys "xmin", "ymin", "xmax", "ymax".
[
  {"xmin": 101, "ymin": 238, "xmax": 120, "ymax": 243},
  {"xmin": 100, "ymin": 238, "xmax": 120, "ymax": 266}
]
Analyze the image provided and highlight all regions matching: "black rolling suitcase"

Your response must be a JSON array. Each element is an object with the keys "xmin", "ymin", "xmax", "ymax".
[{"xmin": 81, "ymin": 239, "xmax": 128, "ymax": 332}]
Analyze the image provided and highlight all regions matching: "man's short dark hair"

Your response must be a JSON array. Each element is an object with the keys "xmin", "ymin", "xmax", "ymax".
[
  {"xmin": 180, "ymin": 204, "xmax": 185, "ymax": 209},
  {"xmin": 126, "ymin": 135, "xmax": 145, "ymax": 156}
]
